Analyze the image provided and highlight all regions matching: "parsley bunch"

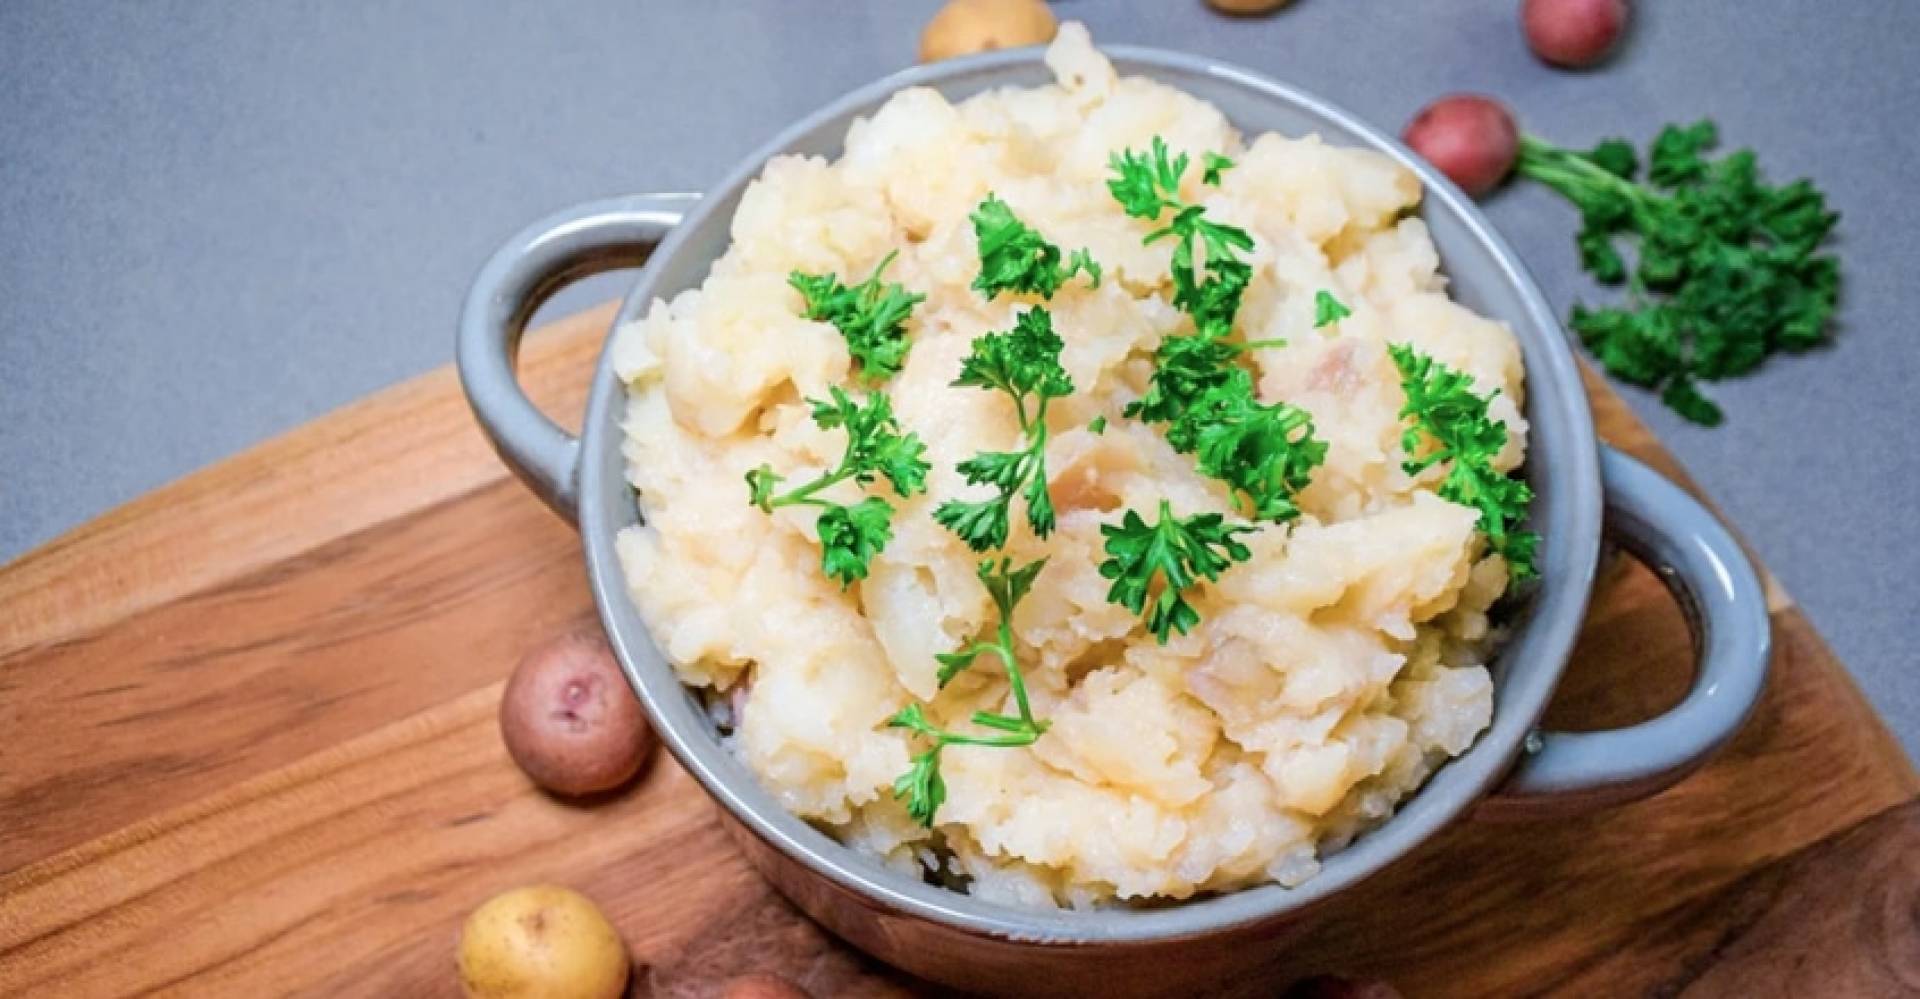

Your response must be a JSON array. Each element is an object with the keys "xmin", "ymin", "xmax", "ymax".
[
  {"xmin": 970, "ymin": 194, "xmax": 1101, "ymax": 300},
  {"xmin": 887, "ymin": 558, "xmax": 1052, "ymax": 827},
  {"xmin": 1109, "ymin": 137, "xmax": 1253, "ymax": 338},
  {"xmin": 933, "ymin": 308, "xmax": 1074, "ymax": 551},
  {"xmin": 745, "ymin": 387, "xmax": 930, "ymax": 587},
  {"xmin": 1389, "ymin": 344, "xmax": 1538, "ymax": 581},
  {"xmin": 1515, "ymin": 121, "xmax": 1840, "ymax": 426},
  {"xmin": 790, "ymin": 251, "xmax": 927, "ymax": 383},
  {"xmin": 1098, "ymin": 501, "xmax": 1255, "ymax": 643},
  {"xmin": 1098, "ymin": 137, "xmax": 1334, "ymax": 640},
  {"xmin": 1109, "ymin": 139, "xmax": 1329, "ymax": 516}
]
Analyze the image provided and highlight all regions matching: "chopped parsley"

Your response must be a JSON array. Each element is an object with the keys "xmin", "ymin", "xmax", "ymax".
[
  {"xmin": 1108, "ymin": 137, "xmax": 1255, "ymax": 338},
  {"xmin": 933, "ymin": 307, "xmax": 1074, "ymax": 551},
  {"xmin": 1098, "ymin": 500, "xmax": 1255, "ymax": 643},
  {"xmin": 1202, "ymin": 151, "xmax": 1235, "ymax": 186},
  {"xmin": 745, "ymin": 387, "xmax": 930, "ymax": 587},
  {"xmin": 970, "ymin": 194, "xmax": 1101, "ymax": 300},
  {"xmin": 790, "ymin": 252, "xmax": 926, "ymax": 383},
  {"xmin": 1389, "ymin": 344, "xmax": 1539, "ymax": 582},
  {"xmin": 1515, "ymin": 121, "xmax": 1841, "ymax": 426},
  {"xmin": 1179, "ymin": 375, "xmax": 1327, "ymax": 524},
  {"xmin": 1099, "ymin": 136, "xmax": 1329, "ymax": 638},
  {"xmin": 1313, "ymin": 290, "xmax": 1352, "ymax": 328},
  {"xmin": 888, "ymin": 557, "xmax": 1052, "ymax": 826}
]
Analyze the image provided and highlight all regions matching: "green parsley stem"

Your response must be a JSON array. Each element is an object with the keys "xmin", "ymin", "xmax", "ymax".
[
  {"xmin": 992, "ymin": 617, "xmax": 1043, "ymax": 730},
  {"xmin": 1515, "ymin": 135, "xmax": 1648, "ymax": 207},
  {"xmin": 934, "ymin": 728, "xmax": 1041, "ymax": 749},
  {"xmin": 767, "ymin": 467, "xmax": 851, "ymax": 508}
]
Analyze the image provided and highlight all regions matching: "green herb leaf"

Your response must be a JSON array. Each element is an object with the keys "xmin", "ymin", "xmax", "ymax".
[
  {"xmin": 1388, "ymin": 344, "xmax": 1539, "ymax": 581},
  {"xmin": 744, "ymin": 388, "xmax": 929, "ymax": 587},
  {"xmin": 1202, "ymin": 151, "xmax": 1235, "ymax": 186},
  {"xmin": 815, "ymin": 496, "xmax": 895, "ymax": 587},
  {"xmin": 889, "ymin": 559, "xmax": 1050, "ymax": 826},
  {"xmin": 1124, "ymin": 331, "xmax": 1245, "ymax": 430},
  {"xmin": 1098, "ymin": 500, "xmax": 1255, "ymax": 643},
  {"xmin": 970, "ymin": 194, "xmax": 1104, "ymax": 300},
  {"xmin": 1515, "ymin": 122, "xmax": 1840, "ymax": 425},
  {"xmin": 1180, "ymin": 380, "xmax": 1328, "ymax": 523},
  {"xmin": 1313, "ymin": 290, "xmax": 1352, "ymax": 328},
  {"xmin": 790, "ymin": 252, "xmax": 926, "ymax": 383},
  {"xmin": 1107, "ymin": 136, "xmax": 1189, "ymax": 220},
  {"xmin": 1087, "ymin": 414, "xmax": 1107, "ymax": 435},
  {"xmin": 744, "ymin": 463, "xmax": 783, "ymax": 513},
  {"xmin": 935, "ymin": 308, "xmax": 1074, "ymax": 550}
]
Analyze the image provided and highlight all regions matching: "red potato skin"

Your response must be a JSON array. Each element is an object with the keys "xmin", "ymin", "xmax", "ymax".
[
  {"xmin": 1401, "ymin": 95, "xmax": 1520, "ymax": 198},
  {"xmin": 499, "ymin": 629, "xmax": 653, "ymax": 796},
  {"xmin": 1523, "ymin": 0, "xmax": 1629, "ymax": 68},
  {"xmin": 719, "ymin": 973, "xmax": 813, "ymax": 999}
]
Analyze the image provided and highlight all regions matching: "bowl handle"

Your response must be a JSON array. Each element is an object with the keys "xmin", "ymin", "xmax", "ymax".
[
  {"xmin": 1479, "ymin": 446, "xmax": 1773, "ymax": 819},
  {"xmin": 456, "ymin": 194, "xmax": 697, "ymax": 523}
]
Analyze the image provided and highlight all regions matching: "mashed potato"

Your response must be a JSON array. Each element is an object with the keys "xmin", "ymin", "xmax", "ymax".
[{"xmin": 611, "ymin": 23, "xmax": 1525, "ymax": 907}]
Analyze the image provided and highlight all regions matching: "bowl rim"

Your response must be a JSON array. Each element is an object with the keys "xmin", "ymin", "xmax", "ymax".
[{"xmin": 576, "ymin": 40, "xmax": 1602, "ymax": 945}]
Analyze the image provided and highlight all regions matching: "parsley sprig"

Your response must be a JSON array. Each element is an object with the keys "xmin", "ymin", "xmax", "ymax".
[
  {"xmin": 1098, "ymin": 501, "xmax": 1254, "ymax": 643},
  {"xmin": 1515, "ymin": 122, "xmax": 1840, "ymax": 426},
  {"xmin": 887, "ymin": 558, "xmax": 1051, "ymax": 827},
  {"xmin": 1099, "ymin": 138, "xmax": 1331, "ymax": 640},
  {"xmin": 933, "ymin": 308, "xmax": 1074, "ymax": 551},
  {"xmin": 970, "ymin": 194, "xmax": 1101, "ymax": 300},
  {"xmin": 1109, "ymin": 139, "xmax": 1328, "ymax": 518},
  {"xmin": 1389, "ymin": 344, "xmax": 1538, "ymax": 582},
  {"xmin": 745, "ymin": 387, "xmax": 930, "ymax": 587},
  {"xmin": 1111, "ymin": 141, "xmax": 1257, "ymax": 339},
  {"xmin": 790, "ymin": 252, "xmax": 927, "ymax": 383}
]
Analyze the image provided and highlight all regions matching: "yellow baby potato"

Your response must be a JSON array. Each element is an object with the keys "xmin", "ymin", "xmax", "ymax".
[{"xmin": 456, "ymin": 885, "xmax": 628, "ymax": 999}]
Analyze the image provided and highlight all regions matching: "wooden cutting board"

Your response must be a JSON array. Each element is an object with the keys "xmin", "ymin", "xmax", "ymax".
[{"xmin": 2, "ymin": 302, "xmax": 1915, "ymax": 998}]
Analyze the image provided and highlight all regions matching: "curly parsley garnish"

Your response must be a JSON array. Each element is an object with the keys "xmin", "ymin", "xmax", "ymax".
[
  {"xmin": 1179, "ymin": 375, "xmax": 1328, "ymax": 524},
  {"xmin": 933, "ymin": 307, "xmax": 1074, "ymax": 551},
  {"xmin": 970, "ymin": 194, "xmax": 1101, "ymax": 300},
  {"xmin": 888, "ymin": 557, "xmax": 1051, "ymax": 827},
  {"xmin": 1108, "ymin": 137, "xmax": 1255, "ymax": 339},
  {"xmin": 790, "ymin": 251, "xmax": 926, "ymax": 383},
  {"xmin": 1389, "ymin": 344, "xmax": 1538, "ymax": 582},
  {"xmin": 745, "ymin": 387, "xmax": 930, "ymax": 587},
  {"xmin": 1201, "ymin": 151, "xmax": 1235, "ymax": 187},
  {"xmin": 1099, "ymin": 137, "xmax": 1329, "ymax": 639},
  {"xmin": 1515, "ymin": 121, "xmax": 1840, "ymax": 426},
  {"xmin": 1098, "ymin": 501, "xmax": 1255, "ymax": 643},
  {"xmin": 1313, "ymin": 290, "xmax": 1352, "ymax": 328}
]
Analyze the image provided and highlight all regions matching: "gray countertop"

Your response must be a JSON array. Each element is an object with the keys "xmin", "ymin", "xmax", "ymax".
[{"xmin": 3, "ymin": 0, "xmax": 1914, "ymax": 756}]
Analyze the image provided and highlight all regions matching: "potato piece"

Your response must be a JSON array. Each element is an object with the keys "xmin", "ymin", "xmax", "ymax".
[
  {"xmin": 1207, "ymin": 0, "xmax": 1292, "ymax": 14},
  {"xmin": 457, "ymin": 885, "xmax": 628, "ymax": 999},
  {"xmin": 919, "ymin": 0, "xmax": 1058, "ymax": 63},
  {"xmin": 500, "ymin": 629, "xmax": 654, "ymax": 796}
]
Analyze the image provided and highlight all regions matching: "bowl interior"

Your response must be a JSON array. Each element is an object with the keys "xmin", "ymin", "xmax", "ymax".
[{"xmin": 578, "ymin": 45, "xmax": 1601, "ymax": 944}]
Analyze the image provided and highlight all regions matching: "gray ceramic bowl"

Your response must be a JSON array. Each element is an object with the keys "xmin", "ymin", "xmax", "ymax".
[{"xmin": 458, "ymin": 42, "xmax": 1771, "ymax": 995}]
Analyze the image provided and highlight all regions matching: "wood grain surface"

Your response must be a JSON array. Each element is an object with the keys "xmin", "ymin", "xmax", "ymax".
[{"xmin": 1, "ymin": 303, "xmax": 1913, "ymax": 998}]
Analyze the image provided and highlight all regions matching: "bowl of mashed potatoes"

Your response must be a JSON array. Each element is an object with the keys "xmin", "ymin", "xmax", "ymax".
[{"xmin": 458, "ymin": 24, "xmax": 1770, "ymax": 994}]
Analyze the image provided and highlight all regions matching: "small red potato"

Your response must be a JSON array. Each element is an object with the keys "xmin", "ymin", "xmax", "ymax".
[
  {"xmin": 1401, "ymin": 95, "xmax": 1520, "ymax": 198},
  {"xmin": 1522, "ymin": 0, "xmax": 1629, "ymax": 68},
  {"xmin": 500, "ymin": 629, "xmax": 652, "ymax": 796},
  {"xmin": 1206, "ymin": 0, "xmax": 1293, "ymax": 14},
  {"xmin": 719, "ymin": 972, "xmax": 813, "ymax": 999}
]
